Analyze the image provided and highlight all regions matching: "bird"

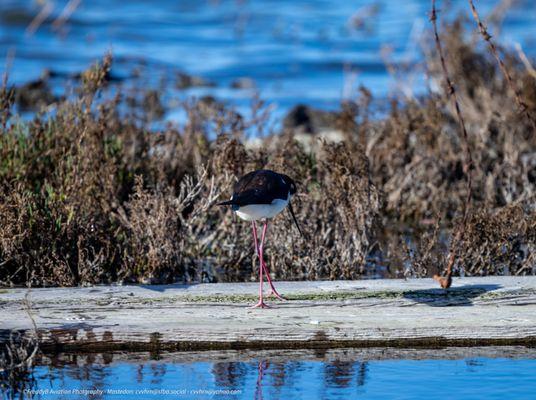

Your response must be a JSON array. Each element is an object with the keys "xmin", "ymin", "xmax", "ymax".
[{"xmin": 218, "ymin": 169, "xmax": 304, "ymax": 308}]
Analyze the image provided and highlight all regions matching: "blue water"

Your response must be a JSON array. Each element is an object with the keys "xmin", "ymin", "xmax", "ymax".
[
  {"xmin": 1, "ymin": 0, "xmax": 536, "ymax": 121},
  {"xmin": 14, "ymin": 353, "xmax": 536, "ymax": 399}
]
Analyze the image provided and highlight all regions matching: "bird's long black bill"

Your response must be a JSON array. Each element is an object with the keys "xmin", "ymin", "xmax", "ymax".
[{"xmin": 288, "ymin": 201, "xmax": 305, "ymax": 239}]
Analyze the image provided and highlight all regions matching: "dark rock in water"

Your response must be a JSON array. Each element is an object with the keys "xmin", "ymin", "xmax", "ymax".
[
  {"xmin": 283, "ymin": 104, "xmax": 314, "ymax": 133},
  {"xmin": 282, "ymin": 104, "xmax": 339, "ymax": 134},
  {"xmin": 195, "ymin": 95, "xmax": 243, "ymax": 123},
  {"xmin": 176, "ymin": 72, "xmax": 216, "ymax": 89},
  {"xmin": 101, "ymin": 70, "xmax": 125, "ymax": 83},
  {"xmin": 230, "ymin": 77, "xmax": 255, "ymax": 89},
  {"xmin": 15, "ymin": 78, "xmax": 57, "ymax": 111},
  {"xmin": 43, "ymin": 68, "xmax": 125, "ymax": 83}
]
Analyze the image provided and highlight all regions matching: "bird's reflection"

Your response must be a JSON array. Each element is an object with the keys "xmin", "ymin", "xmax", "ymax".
[
  {"xmin": 212, "ymin": 361, "xmax": 248, "ymax": 389},
  {"xmin": 7, "ymin": 352, "xmax": 373, "ymax": 400},
  {"xmin": 254, "ymin": 360, "xmax": 267, "ymax": 400},
  {"xmin": 253, "ymin": 358, "xmax": 368, "ymax": 399}
]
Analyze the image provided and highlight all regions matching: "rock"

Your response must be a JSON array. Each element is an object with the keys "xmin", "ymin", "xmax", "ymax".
[
  {"xmin": 282, "ymin": 104, "xmax": 346, "ymax": 151},
  {"xmin": 15, "ymin": 78, "xmax": 57, "ymax": 111},
  {"xmin": 176, "ymin": 72, "xmax": 216, "ymax": 89},
  {"xmin": 282, "ymin": 104, "xmax": 339, "ymax": 135},
  {"xmin": 230, "ymin": 77, "xmax": 255, "ymax": 89}
]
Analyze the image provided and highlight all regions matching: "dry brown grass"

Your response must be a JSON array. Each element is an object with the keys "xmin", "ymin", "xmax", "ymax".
[{"xmin": 0, "ymin": 16, "xmax": 535, "ymax": 287}]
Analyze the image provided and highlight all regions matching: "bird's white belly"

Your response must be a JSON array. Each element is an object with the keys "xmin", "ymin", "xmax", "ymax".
[{"xmin": 235, "ymin": 197, "xmax": 289, "ymax": 221}]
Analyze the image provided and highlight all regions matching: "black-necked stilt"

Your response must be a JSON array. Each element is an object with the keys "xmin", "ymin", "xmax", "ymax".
[{"xmin": 218, "ymin": 169, "xmax": 303, "ymax": 308}]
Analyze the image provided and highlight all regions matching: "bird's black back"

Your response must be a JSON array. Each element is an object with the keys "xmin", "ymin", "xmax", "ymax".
[{"xmin": 231, "ymin": 169, "xmax": 295, "ymax": 206}]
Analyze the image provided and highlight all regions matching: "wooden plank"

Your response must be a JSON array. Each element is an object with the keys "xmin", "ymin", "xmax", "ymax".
[{"xmin": 1, "ymin": 277, "xmax": 536, "ymax": 352}]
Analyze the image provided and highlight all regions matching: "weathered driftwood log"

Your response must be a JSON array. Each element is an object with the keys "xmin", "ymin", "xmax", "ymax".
[{"xmin": 1, "ymin": 277, "xmax": 535, "ymax": 353}]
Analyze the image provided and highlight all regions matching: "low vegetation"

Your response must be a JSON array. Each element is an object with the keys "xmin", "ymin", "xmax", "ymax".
[{"xmin": 0, "ymin": 19, "xmax": 535, "ymax": 287}]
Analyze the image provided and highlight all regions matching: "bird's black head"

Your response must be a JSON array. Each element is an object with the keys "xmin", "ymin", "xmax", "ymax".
[{"xmin": 281, "ymin": 174, "xmax": 297, "ymax": 195}]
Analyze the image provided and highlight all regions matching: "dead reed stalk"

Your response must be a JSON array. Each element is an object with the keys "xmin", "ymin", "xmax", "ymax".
[
  {"xmin": 430, "ymin": 0, "xmax": 474, "ymax": 289},
  {"xmin": 467, "ymin": 0, "xmax": 536, "ymax": 133}
]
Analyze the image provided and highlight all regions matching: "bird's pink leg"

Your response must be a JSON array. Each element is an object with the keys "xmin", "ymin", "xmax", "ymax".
[
  {"xmin": 250, "ymin": 221, "xmax": 270, "ymax": 308},
  {"xmin": 259, "ymin": 221, "xmax": 286, "ymax": 300}
]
